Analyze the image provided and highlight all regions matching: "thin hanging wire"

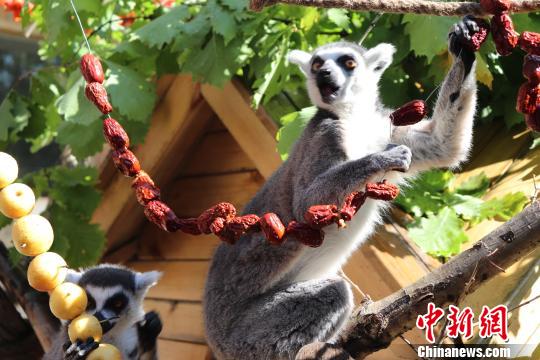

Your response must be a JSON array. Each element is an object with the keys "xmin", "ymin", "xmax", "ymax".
[
  {"xmin": 69, "ymin": 0, "xmax": 92, "ymax": 53},
  {"xmin": 69, "ymin": 0, "xmax": 112, "ymax": 119}
]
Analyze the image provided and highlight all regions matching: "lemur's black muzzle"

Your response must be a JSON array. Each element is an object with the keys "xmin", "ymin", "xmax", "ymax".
[
  {"xmin": 316, "ymin": 69, "xmax": 340, "ymax": 102},
  {"xmin": 94, "ymin": 311, "xmax": 115, "ymax": 334}
]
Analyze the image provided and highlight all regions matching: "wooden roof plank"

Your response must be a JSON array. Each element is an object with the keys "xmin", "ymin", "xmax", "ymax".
[
  {"xmin": 146, "ymin": 300, "xmax": 205, "ymax": 343},
  {"xmin": 201, "ymin": 81, "xmax": 282, "ymax": 179},
  {"xmin": 157, "ymin": 339, "xmax": 208, "ymax": 359},
  {"xmin": 128, "ymin": 261, "xmax": 209, "ymax": 301},
  {"xmin": 93, "ymin": 75, "xmax": 214, "ymax": 251}
]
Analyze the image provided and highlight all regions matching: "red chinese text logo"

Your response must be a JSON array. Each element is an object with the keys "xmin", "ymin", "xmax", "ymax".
[{"xmin": 416, "ymin": 303, "xmax": 508, "ymax": 343}]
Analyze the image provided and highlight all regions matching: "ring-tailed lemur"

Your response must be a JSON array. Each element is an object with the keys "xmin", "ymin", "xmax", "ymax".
[
  {"xmin": 204, "ymin": 17, "xmax": 478, "ymax": 359},
  {"xmin": 43, "ymin": 264, "xmax": 162, "ymax": 360}
]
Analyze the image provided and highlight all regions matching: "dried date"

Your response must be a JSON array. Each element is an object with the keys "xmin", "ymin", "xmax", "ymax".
[
  {"xmin": 516, "ymin": 82, "xmax": 540, "ymax": 115},
  {"xmin": 103, "ymin": 118, "xmax": 129, "ymax": 150},
  {"xmin": 132, "ymin": 171, "xmax": 160, "ymax": 205},
  {"xmin": 491, "ymin": 13, "xmax": 519, "ymax": 56},
  {"xmin": 259, "ymin": 213, "xmax": 286, "ymax": 245},
  {"xmin": 390, "ymin": 100, "xmax": 427, "ymax": 126},
  {"xmin": 365, "ymin": 180, "xmax": 399, "ymax": 201},
  {"xmin": 304, "ymin": 205, "xmax": 340, "ymax": 229},
  {"xmin": 197, "ymin": 202, "xmax": 237, "ymax": 234},
  {"xmin": 85, "ymin": 82, "xmax": 113, "ymax": 114},
  {"xmin": 112, "ymin": 148, "xmax": 141, "ymax": 177},
  {"xmin": 286, "ymin": 221, "xmax": 324, "ymax": 248},
  {"xmin": 525, "ymin": 108, "xmax": 540, "ymax": 132},
  {"xmin": 80, "ymin": 54, "xmax": 104, "ymax": 84},
  {"xmin": 518, "ymin": 31, "xmax": 540, "ymax": 55},
  {"xmin": 523, "ymin": 54, "xmax": 540, "ymax": 84},
  {"xmin": 479, "ymin": 0, "xmax": 511, "ymax": 14},
  {"xmin": 144, "ymin": 200, "xmax": 180, "ymax": 232},
  {"xmin": 340, "ymin": 191, "xmax": 367, "ymax": 221}
]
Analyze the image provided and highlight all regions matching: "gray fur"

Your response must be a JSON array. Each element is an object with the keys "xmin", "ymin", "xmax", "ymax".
[
  {"xmin": 204, "ymin": 19, "xmax": 477, "ymax": 360},
  {"xmin": 43, "ymin": 264, "xmax": 161, "ymax": 360}
]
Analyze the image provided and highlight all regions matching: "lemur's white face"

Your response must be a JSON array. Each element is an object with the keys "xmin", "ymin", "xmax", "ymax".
[
  {"xmin": 288, "ymin": 42, "xmax": 396, "ymax": 111},
  {"xmin": 66, "ymin": 266, "xmax": 161, "ymax": 336}
]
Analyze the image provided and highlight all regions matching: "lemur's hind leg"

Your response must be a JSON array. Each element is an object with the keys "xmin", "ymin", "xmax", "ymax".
[{"xmin": 224, "ymin": 277, "xmax": 353, "ymax": 360}]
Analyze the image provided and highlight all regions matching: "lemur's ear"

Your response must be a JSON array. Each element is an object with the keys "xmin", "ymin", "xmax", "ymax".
[
  {"xmin": 364, "ymin": 43, "xmax": 395, "ymax": 74},
  {"xmin": 288, "ymin": 50, "xmax": 311, "ymax": 75},
  {"xmin": 135, "ymin": 271, "xmax": 162, "ymax": 292},
  {"xmin": 65, "ymin": 269, "xmax": 83, "ymax": 283}
]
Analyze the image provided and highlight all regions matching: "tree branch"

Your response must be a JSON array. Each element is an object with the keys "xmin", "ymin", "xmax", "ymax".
[
  {"xmin": 0, "ymin": 244, "xmax": 60, "ymax": 352},
  {"xmin": 250, "ymin": 0, "xmax": 540, "ymax": 15},
  {"xmin": 296, "ymin": 201, "xmax": 540, "ymax": 360}
]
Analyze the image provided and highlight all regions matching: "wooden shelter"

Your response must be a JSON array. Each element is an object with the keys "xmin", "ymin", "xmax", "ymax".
[{"xmin": 92, "ymin": 75, "xmax": 539, "ymax": 359}]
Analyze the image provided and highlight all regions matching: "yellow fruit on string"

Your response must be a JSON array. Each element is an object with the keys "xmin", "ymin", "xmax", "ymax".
[
  {"xmin": 12, "ymin": 214, "xmax": 54, "ymax": 256},
  {"xmin": 49, "ymin": 282, "xmax": 88, "ymax": 320},
  {"xmin": 87, "ymin": 344, "xmax": 122, "ymax": 360},
  {"xmin": 27, "ymin": 252, "xmax": 67, "ymax": 292},
  {"xmin": 68, "ymin": 313, "xmax": 103, "ymax": 342},
  {"xmin": 0, "ymin": 183, "xmax": 35, "ymax": 219},
  {"xmin": 0, "ymin": 152, "xmax": 18, "ymax": 189}
]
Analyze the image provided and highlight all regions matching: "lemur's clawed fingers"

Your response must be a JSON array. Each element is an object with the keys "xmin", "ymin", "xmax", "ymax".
[
  {"xmin": 141, "ymin": 311, "xmax": 163, "ymax": 339},
  {"xmin": 448, "ymin": 17, "xmax": 477, "ymax": 76},
  {"xmin": 380, "ymin": 144, "xmax": 412, "ymax": 173},
  {"xmin": 138, "ymin": 311, "xmax": 163, "ymax": 353},
  {"xmin": 64, "ymin": 338, "xmax": 99, "ymax": 360}
]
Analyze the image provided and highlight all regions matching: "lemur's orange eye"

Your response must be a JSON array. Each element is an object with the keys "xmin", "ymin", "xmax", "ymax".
[
  {"xmin": 345, "ymin": 59, "xmax": 357, "ymax": 69},
  {"xmin": 311, "ymin": 61, "xmax": 322, "ymax": 72}
]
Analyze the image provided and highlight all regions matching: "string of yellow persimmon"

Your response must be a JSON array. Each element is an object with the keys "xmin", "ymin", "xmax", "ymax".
[{"xmin": 0, "ymin": 152, "xmax": 121, "ymax": 359}]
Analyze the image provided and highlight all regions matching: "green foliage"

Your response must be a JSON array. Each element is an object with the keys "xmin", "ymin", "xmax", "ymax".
[
  {"xmin": 1, "ymin": 1, "xmax": 537, "ymax": 266},
  {"xmin": 396, "ymin": 170, "xmax": 527, "ymax": 258}
]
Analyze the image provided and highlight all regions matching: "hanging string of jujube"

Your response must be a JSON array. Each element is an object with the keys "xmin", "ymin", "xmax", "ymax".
[{"xmin": 77, "ymin": 0, "xmax": 539, "ymax": 247}]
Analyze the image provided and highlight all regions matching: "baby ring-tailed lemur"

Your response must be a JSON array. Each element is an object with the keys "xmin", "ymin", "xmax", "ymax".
[
  {"xmin": 204, "ymin": 16, "xmax": 478, "ymax": 360},
  {"xmin": 44, "ymin": 264, "xmax": 162, "ymax": 360}
]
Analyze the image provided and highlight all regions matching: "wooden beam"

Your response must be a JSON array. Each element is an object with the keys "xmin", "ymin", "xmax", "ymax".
[
  {"xmin": 201, "ymin": 80, "xmax": 282, "ymax": 179},
  {"xmin": 93, "ymin": 75, "xmax": 214, "ymax": 251},
  {"xmin": 128, "ymin": 261, "xmax": 209, "ymax": 301}
]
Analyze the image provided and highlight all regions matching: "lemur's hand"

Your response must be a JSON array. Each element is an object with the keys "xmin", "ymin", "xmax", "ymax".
[
  {"xmin": 449, "ymin": 16, "xmax": 477, "ymax": 75},
  {"xmin": 378, "ymin": 144, "xmax": 412, "ymax": 173},
  {"xmin": 138, "ymin": 311, "xmax": 163, "ymax": 352},
  {"xmin": 63, "ymin": 338, "xmax": 99, "ymax": 360}
]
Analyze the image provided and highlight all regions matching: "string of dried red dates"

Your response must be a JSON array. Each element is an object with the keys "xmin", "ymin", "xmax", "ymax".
[
  {"xmin": 76, "ymin": 5, "xmax": 540, "ymax": 248},
  {"xmin": 79, "ymin": 54, "xmax": 404, "ymax": 248},
  {"xmin": 478, "ymin": 0, "xmax": 540, "ymax": 130}
]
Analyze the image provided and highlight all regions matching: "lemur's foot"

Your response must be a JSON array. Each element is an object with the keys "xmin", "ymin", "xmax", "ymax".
[
  {"xmin": 449, "ymin": 16, "xmax": 477, "ymax": 75},
  {"xmin": 380, "ymin": 144, "xmax": 412, "ymax": 173},
  {"xmin": 138, "ymin": 311, "xmax": 163, "ymax": 352},
  {"xmin": 64, "ymin": 338, "xmax": 99, "ymax": 360}
]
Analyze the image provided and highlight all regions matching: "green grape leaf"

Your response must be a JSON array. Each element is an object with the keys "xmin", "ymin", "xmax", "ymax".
[
  {"xmin": 131, "ymin": 5, "xmax": 190, "ymax": 48},
  {"xmin": 56, "ymin": 120, "xmax": 104, "ymax": 159},
  {"xmin": 105, "ymin": 61, "xmax": 157, "ymax": 123},
  {"xmin": 476, "ymin": 192, "xmax": 528, "ymax": 222},
  {"xmin": 0, "ymin": 96, "xmax": 15, "ymax": 141},
  {"xmin": 403, "ymin": 14, "xmax": 456, "ymax": 60},
  {"xmin": 182, "ymin": 35, "xmax": 250, "ymax": 87},
  {"xmin": 221, "ymin": 0, "xmax": 246, "ymax": 11},
  {"xmin": 395, "ymin": 170, "xmax": 455, "ymax": 217},
  {"xmin": 209, "ymin": 2, "xmax": 237, "ymax": 44},
  {"xmin": 456, "ymin": 172, "xmax": 490, "ymax": 197},
  {"xmin": 276, "ymin": 107, "xmax": 316, "ymax": 160},
  {"xmin": 452, "ymin": 192, "xmax": 527, "ymax": 224},
  {"xmin": 408, "ymin": 207, "xmax": 468, "ymax": 257},
  {"xmin": 56, "ymin": 77, "xmax": 102, "ymax": 125},
  {"xmin": 252, "ymin": 34, "xmax": 289, "ymax": 108},
  {"xmin": 0, "ymin": 93, "xmax": 30, "ymax": 141},
  {"xmin": 50, "ymin": 206, "xmax": 104, "ymax": 268},
  {"xmin": 41, "ymin": 0, "xmax": 71, "ymax": 41},
  {"xmin": 327, "ymin": 9, "xmax": 350, "ymax": 29}
]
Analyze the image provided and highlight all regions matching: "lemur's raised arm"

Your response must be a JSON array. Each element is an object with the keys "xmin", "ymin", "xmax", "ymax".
[
  {"xmin": 392, "ymin": 16, "xmax": 478, "ymax": 172},
  {"xmin": 204, "ymin": 17, "xmax": 478, "ymax": 360},
  {"xmin": 44, "ymin": 265, "xmax": 162, "ymax": 360}
]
